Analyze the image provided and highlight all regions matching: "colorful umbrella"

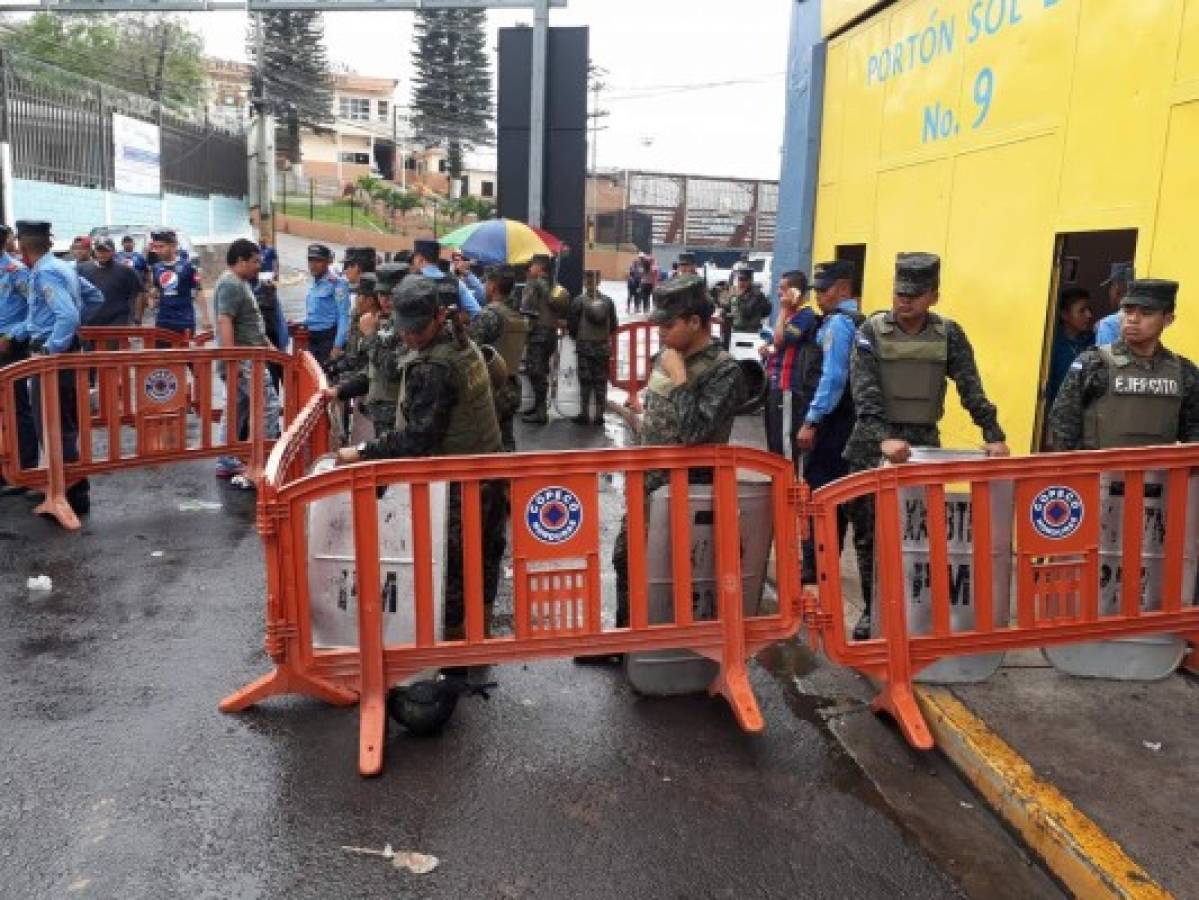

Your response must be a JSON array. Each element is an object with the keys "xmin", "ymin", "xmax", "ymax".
[{"xmin": 439, "ymin": 218, "xmax": 563, "ymax": 265}]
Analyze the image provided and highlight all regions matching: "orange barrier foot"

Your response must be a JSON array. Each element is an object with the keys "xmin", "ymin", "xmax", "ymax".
[
  {"xmin": 358, "ymin": 690, "xmax": 386, "ymax": 777},
  {"xmin": 872, "ymin": 681, "xmax": 934, "ymax": 750},
  {"xmin": 1180, "ymin": 638, "xmax": 1199, "ymax": 677},
  {"xmin": 33, "ymin": 495, "xmax": 81, "ymax": 531},
  {"xmin": 219, "ymin": 666, "xmax": 358, "ymax": 713},
  {"xmin": 711, "ymin": 662, "xmax": 765, "ymax": 733}
]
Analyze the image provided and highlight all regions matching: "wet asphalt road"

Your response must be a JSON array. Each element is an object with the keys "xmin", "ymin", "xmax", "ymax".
[
  {"xmin": 0, "ymin": 418, "xmax": 966, "ymax": 900},
  {"xmin": 0, "ymin": 239, "xmax": 1054, "ymax": 898}
]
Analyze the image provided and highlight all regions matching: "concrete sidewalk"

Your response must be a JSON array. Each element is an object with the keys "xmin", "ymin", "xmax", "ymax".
[{"xmin": 915, "ymin": 652, "xmax": 1196, "ymax": 899}]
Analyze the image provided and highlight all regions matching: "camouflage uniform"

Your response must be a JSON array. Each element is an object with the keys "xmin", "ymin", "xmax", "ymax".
[
  {"xmin": 729, "ymin": 285, "xmax": 772, "ymax": 333},
  {"xmin": 360, "ymin": 278, "xmax": 508, "ymax": 639},
  {"xmin": 1047, "ymin": 282, "xmax": 1199, "ymax": 450},
  {"xmin": 521, "ymin": 263, "xmax": 570, "ymax": 423},
  {"xmin": 844, "ymin": 265, "xmax": 1005, "ymax": 634},
  {"xmin": 567, "ymin": 278, "xmax": 619, "ymax": 425},
  {"xmin": 611, "ymin": 276, "xmax": 744, "ymax": 628},
  {"xmin": 468, "ymin": 301, "xmax": 524, "ymax": 452}
]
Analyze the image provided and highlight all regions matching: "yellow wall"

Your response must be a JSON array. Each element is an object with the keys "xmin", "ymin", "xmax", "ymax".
[{"xmin": 814, "ymin": 0, "xmax": 1199, "ymax": 452}]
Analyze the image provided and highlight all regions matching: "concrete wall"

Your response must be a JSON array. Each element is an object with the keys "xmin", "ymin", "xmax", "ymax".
[{"xmin": 10, "ymin": 178, "xmax": 251, "ymax": 246}]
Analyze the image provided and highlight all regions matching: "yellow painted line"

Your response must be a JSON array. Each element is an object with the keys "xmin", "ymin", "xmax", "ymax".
[{"xmin": 915, "ymin": 685, "xmax": 1172, "ymax": 900}]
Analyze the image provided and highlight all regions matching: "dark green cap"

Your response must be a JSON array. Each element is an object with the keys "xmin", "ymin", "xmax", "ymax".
[
  {"xmin": 894, "ymin": 252, "xmax": 940, "ymax": 295},
  {"xmin": 1121, "ymin": 279, "xmax": 1178, "ymax": 312},
  {"xmin": 649, "ymin": 274, "xmax": 711, "ymax": 324},
  {"xmin": 357, "ymin": 272, "xmax": 377, "ymax": 295},
  {"xmin": 374, "ymin": 262, "xmax": 408, "ymax": 294},
  {"xmin": 392, "ymin": 274, "xmax": 439, "ymax": 332}
]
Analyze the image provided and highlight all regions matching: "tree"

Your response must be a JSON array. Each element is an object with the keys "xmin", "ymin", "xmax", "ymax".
[
  {"xmin": 409, "ymin": 9, "xmax": 493, "ymax": 180},
  {"xmin": 248, "ymin": 12, "xmax": 334, "ymax": 163},
  {"xmin": 0, "ymin": 13, "xmax": 205, "ymax": 107},
  {"xmin": 386, "ymin": 189, "xmax": 422, "ymax": 234},
  {"xmin": 355, "ymin": 174, "xmax": 383, "ymax": 208}
]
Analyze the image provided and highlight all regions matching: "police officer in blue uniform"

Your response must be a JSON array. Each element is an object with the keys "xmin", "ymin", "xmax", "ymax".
[
  {"xmin": 150, "ymin": 229, "xmax": 208, "ymax": 336},
  {"xmin": 14, "ymin": 220, "xmax": 90, "ymax": 514},
  {"xmin": 303, "ymin": 243, "xmax": 351, "ymax": 367},
  {"xmin": 0, "ymin": 224, "xmax": 36, "ymax": 490},
  {"xmin": 410, "ymin": 239, "xmax": 481, "ymax": 320}
]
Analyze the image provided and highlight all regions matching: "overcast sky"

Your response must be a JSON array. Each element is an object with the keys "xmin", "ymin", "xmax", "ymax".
[{"xmin": 192, "ymin": 0, "xmax": 792, "ymax": 180}]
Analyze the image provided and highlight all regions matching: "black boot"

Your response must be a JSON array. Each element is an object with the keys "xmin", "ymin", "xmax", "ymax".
[
  {"xmin": 522, "ymin": 391, "xmax": 548, "ymax": 424},
  {"xmin": 593, "ymin": 383, "xmax": 608, "ymax": 425},
  {"xmin": 852, "ymin": 605, "xmax": 872, "ymax": 641},
  {"xmin": 66, "ymin": 478, "xmax": 91, "ymax": 516}
]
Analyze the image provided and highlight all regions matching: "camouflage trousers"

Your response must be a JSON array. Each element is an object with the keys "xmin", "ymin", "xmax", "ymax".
[
  {"xmin": 525, "ymin": 328, "xmax": 558, "ymax": 398},
  {"xmin": 495, "ymin": 376, "xmax": 521, "ymax": 452},
  {"xmin": 575, "ymin": 341, "xmax": 610, "ymax": 419},
  {"xmin": 444, "ymin": 479, "xmax": 510, "ymax": 640}
]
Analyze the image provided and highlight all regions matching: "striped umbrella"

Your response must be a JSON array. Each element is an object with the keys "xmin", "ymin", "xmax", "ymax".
[{"xmin": 439, "ymin": 218, "xmax": 563, "ymax": 265}]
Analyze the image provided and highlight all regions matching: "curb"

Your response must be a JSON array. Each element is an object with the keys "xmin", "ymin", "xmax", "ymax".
[{"xmin": 914, "ymin": 685, "xmax": 1171, "ymax": 900}]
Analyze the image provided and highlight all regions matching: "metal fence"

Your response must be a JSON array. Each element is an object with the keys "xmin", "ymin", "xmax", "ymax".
[{"xmin": 0, "ymin": 49, "xmax": 247, "ymax": 198}]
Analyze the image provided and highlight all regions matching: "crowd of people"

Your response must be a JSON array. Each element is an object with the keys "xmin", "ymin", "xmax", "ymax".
[{"xmin": 3, "ymin": 220, "xmax": 1196, "ymax": 660}]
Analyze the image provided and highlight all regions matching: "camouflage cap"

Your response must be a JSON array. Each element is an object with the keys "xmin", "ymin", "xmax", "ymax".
[
  {"xmin": 374, "ymin": 262, "xmax": 408, "ymax": 294},
  {"xmin": 529, "ymin": 253, "xmax": 552, "ymax": 269},
  {"xmin": 357, "ymin": 272, "xmax": 378, "ymax": 296},
  {"xmin": 343, "ymin": 246, "xmax": 377, "ymax": 272},
  {"xmin": 649, "ymin": 274, "xmax": 711, "ymax": 325},
  {"xmin": 1121, "ymin": 278, "xmax": 1178, "ymax": 312},
  {"xmin": 812, "ymin": 259, "xmax": 855, "ymax": 291},
  {"xmin": 677, "ymin": 251, "xmax": 697, "ymax": 265},
  {"xmin": 392, "ymin": 274, "xmax": 439, "ymax": 332},
  {"xmin": 894, "ymin": 252, "xmax": 940, "ymax": 295}
]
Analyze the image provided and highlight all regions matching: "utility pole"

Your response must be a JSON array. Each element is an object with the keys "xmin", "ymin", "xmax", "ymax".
[
  {"xmin": 526, "ymin": 0, "xmax": 549, "ymax": 226},
  {"xmin": 586, "ymin": 63, "xmax": 608, "ymax": 248},
  {"xmin": 252, "ymin": 11, "xmax": 272, "ymax": 229}
]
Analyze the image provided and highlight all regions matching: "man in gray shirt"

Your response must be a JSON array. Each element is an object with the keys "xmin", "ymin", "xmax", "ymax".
[{"xmin": 213, "ymin": 238, "xmax": 281, "ymax": 484}]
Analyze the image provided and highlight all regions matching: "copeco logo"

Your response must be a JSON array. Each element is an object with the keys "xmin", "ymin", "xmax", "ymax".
[
  {"xmin": 143, "ymin": 368, "xmax": 179, "ymax": 404},
  {"xmin": 1030, "ymin": 486, "xmax": 1084, "ymax": 540},
  {"xmin": 525, "ymin": 486, "xmax": 583, "ymax": 545}
]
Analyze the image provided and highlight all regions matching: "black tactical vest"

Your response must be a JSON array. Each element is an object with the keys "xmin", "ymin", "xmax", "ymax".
[{"xmin": 1083, "ymin": 346, "xmax": 1183, "ymax": 448}]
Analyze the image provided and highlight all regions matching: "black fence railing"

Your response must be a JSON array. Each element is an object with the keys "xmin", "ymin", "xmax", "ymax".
[{"xmin": 0, "ymin": 49, "xmax": 247, "ymax": 198}]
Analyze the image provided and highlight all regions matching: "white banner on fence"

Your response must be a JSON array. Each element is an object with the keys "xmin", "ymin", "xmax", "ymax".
[{"xmin": 112, "ymin": 113, "xmax": 161, "ymax": 195}]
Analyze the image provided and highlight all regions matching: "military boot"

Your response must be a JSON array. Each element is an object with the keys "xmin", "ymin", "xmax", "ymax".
[
  {"xmin": 571, "ymin": 385, "xmax": 592, "ymax": 425},
  {"xmin": 522, "ymin": 391, "xmax": 549, "ymax": 424},
  {"xmin": 852, "ymin": 597, "xmax": 873, "ymax": 641}
]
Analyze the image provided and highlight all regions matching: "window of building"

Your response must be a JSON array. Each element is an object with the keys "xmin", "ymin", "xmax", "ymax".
[
  {"xmin": 338, "ymin": 97, "xmax": 371, "ymax": 121},
  {"xmin": 339, "ymin": 152, "xmax": 371, "ymax": 164},
  {"xmin": 438, "ymin": 159, "xmax": 447, "ymax": 173},
  {"xmin": 481, "ymin": 180, "xmax": 494, "ymax": 198},
  {"xmin": 377, "ymin": 100, "xmax": 389, "ymax": 121},
  {"xmin": 404, "ymin": 157, "xmax": 416, "ymax": 171}
]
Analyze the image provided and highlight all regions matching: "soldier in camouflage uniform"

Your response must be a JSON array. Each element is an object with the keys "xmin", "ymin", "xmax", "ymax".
[
  {"xmin": 468, "ymin": 265, "xmax": 529, "ymax": 452},
  {"xmin": 845, "ymin": 252, "xmax": 1009, "ymax": 640},
  {"xmin": 328, "ymin": 264, "xmax": 407, "ymax": 437},
  {"xmin": 567, "ymin": 269, "xmax": 619, "ymax": 426},
  {"xmin": 336, "ymin": 275, "xmax": 508, "ymax": 645},
  {"xmin": 601, "ymin": 275, "xmax": 743, "ymax": 645},
  {"xmin": 521, "ymin": 253, "xmax": 570, "ymax": 424},
  {"xmin": 1048, "ymin": 278, "xmax": 1199, "ymax": 450}
]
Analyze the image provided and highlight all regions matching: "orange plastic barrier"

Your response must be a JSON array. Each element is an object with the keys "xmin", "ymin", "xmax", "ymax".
[
  {"xmin": 288, "ymin": 323, "xmax": 310, "ymax": 354},
  {"xmin": 78, "ymin": 325, "xmax": 213, "ymax": 350},
  {"xmin": 221, "ymin": 392, "xmax": 804, "ymax": 775},
  {"xmin": 0, "ymin": 347, "xmax": 326, "ymax": 531},
  {"xmin": 608, "ymin": 318, "xmax": 728, "ymax": 398},
  {"xmin": 803, "ymin": 445, "xmax": 1199, "ymax": 748}
]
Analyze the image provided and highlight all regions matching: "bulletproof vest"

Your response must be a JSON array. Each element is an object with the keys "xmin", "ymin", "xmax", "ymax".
[
  {"xmin": 397, "ymin": 335, "xmax": 501, "ymax": 455},
  {"xmin": 642, "ymin": 346, "xmax": 736, "ymax": 446},
  {"xmin": 490, "ymin": 301, "xmax": 530, "ymax": 374},
  {"xmin": 366, "ymin": 325, "xmax": 401, "ymax": 406},
  {"xmin": 1083, "ymin": 346, "xmax": 1184, "ymax": 448},
  {"xmin": 531, "ymin": 277, "xmax": 558, "ymax": 329},
  {"xmin": 873, "ymin": 312, "xmax": 949, "ymax": 425},
  {"xmin": 577, "ymin": 295, "xmax": 612, "ymax": 343}
]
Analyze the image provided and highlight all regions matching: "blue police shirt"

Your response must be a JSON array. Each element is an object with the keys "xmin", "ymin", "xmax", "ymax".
[
  {"xmin": 115, "ymin": 250, "xmax": 148, "ymax": 277},
  {"xmin": 23, "ymin": 253, "xmax": 81, "ymax": 353},
  {"xmin": 304, "ymin": 271, "xmax": 352, "ymax": 347},
  {"xmin": 0, "ymin": 253, "xmax": 30, "ymax": 337},
  {"xmin": 420, "ymin": 264, "xmax": 482, "ymax": 320},
  {"xmin": 259, "ymin": 245, "xmax": 279, "ymax": 275},
  {"xmin": 1095, "ymin": 312, "xmax": 1120, "ymax": 346},
  {"xmin": 153, "ymin": 257, "xmax": 202, "ymax": 331},
  {"xmin": 804, "ymin": 299, "xmax": 860, "ymax": 425}
]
